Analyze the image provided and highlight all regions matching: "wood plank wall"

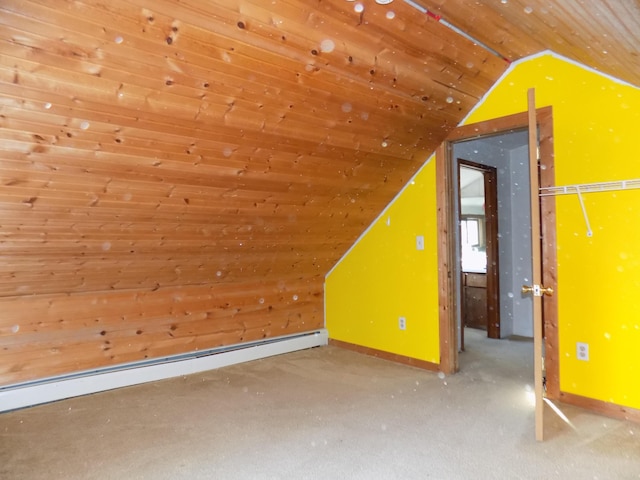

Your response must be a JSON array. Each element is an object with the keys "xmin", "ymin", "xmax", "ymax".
[{"xmin": 0, "ymin": 0, "xmax": 506, "ymax": 386}]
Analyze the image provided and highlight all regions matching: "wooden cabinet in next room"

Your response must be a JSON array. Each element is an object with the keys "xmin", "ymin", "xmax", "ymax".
[{"xmin": 462, "ymin": 272, "xmax": 487, "ymax": 331}]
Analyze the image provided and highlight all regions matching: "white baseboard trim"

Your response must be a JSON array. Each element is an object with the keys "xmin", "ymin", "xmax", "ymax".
[{"xmin": 0, "ymin": 329, "xmax": 328, "ymax": 413}]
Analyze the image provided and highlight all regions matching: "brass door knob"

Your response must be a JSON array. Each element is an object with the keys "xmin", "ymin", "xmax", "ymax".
[{"xmin": 522, "ymin": 285, "xmax": 554, "ymax": 297}]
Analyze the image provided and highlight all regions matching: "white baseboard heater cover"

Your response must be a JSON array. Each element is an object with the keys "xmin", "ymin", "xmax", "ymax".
[{"xmin": 0, "ymin": 329, "xmax": 328, "ymax": 413}]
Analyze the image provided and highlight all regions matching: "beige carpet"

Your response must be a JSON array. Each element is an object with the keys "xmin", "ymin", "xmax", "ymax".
[{"xmin": 1, "ymin": 329, "xmax": 639, "ymax": 479}]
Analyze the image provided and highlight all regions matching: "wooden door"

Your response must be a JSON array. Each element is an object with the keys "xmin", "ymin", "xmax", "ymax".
[{"xmin": 523, "ymin": 89, "xmax": 553, "ymax": 441}]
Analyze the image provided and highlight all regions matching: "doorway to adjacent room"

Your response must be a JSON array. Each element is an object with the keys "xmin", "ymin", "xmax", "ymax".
[{"xmin": 435, "ymin": 108, "xmax": 559, "ymax": 402}]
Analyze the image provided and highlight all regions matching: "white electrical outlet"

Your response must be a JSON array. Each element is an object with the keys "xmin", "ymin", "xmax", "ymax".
[
  {"xmin": 398, "ymin": 317, "xmax": 407, "ymax": 331},
  {"xmin": 416, "ymin": 235, "xmax": 425, "ymax": 251},
  {"xmin": 577, "ymin": 342, "xmax": 589, "ymax": 361}
]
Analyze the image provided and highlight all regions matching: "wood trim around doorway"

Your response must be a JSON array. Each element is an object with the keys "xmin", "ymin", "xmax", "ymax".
[
  {"xmin": 436, "ymin": 143, "xmax": 458, "ymax": 375},
  {"xmin": 436, "ymin": 107, "xmax": 559, "ymax": 397},
  {"xmin": 537, "ymin": 107, "xmax": 559, "ymax": 400}
]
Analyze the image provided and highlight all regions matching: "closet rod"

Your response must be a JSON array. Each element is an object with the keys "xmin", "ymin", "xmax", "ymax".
[{"xmin": 540, "ymin": 179, "xmax": 640, "ymax": 197}]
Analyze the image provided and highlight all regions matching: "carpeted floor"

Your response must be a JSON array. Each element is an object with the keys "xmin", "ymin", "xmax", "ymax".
[{"xmin": 1, "ymin": 328, "xmax": 639, "ymax": 479}]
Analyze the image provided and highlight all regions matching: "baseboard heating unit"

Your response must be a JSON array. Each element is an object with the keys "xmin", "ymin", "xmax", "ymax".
[{"xmin": 0, "ymin": 329, "xmax": 328, "ymax": 413}]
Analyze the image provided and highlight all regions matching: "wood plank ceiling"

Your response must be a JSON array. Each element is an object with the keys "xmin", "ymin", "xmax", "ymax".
[
  {"xmin": 0, "ymin": 0, "xmax": 637, "ymax": 385},
  {"xmin": 424, "ymin": 0, "xmax": 640, "ymax": 88}
]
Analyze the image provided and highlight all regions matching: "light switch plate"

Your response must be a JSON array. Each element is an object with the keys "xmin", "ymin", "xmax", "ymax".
[{"xmin": 416, "ymin": 235, "xmax": 425, "ymax": 251}]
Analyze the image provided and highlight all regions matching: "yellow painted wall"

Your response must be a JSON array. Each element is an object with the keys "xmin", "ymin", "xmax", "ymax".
[
  {"xmin": 325, "ymin": 161, "xmax": 440, "ymax": 364},
  {"xmin": 326, "ymin": 52, "xmax": 640, "ymax": 410},
  {"xmin": 465, "ymin": 54, "xmax": 640, "ymax": 409}
]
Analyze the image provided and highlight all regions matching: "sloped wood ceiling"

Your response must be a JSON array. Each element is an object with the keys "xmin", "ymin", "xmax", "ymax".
[
  {"xmin": 424, "ymin": 0, "xmax": 640, "ymax": 88},
  {"xmin": 0, "ymin": 0, "xmax": 637, "ymax": 385},
  {"xmin": 0, "ymin": 0, "xmax": 506, "ymax": 384}
]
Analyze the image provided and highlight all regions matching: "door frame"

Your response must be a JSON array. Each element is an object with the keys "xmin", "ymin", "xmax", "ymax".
[
  {"xmin": 458, "ymin": 160, "xmax": 500, "ymax": 340},
  {"xmin": 436, "ymin": 107, "xmax": 559, "ymax": 400}
]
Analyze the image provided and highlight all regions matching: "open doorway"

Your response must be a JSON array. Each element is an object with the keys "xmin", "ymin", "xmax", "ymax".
[
  {"xmin": 454, "ymin": 131, "xmax": 532, "ymax": 358},
  {"xmin": 436, "ymin": 107, "xmax": 558, "ymax": 398},
  {"xmin": 458, "ymin": 161, "xmax": 500, "ymax": 349}
]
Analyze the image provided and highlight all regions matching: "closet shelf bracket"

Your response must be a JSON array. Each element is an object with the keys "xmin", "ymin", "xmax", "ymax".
[{"xmin": 539, "ymin": 179, "xmax": 640, "ymax": 238}]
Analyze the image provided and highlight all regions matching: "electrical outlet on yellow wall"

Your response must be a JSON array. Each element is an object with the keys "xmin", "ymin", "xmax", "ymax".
[
  {"xmin": 577, "ymin": 342, "xmax": 589, "ymax": 361},
  {"xmin": 399, "ymin": 317, "xmax": 406, "ymax": 331}
]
